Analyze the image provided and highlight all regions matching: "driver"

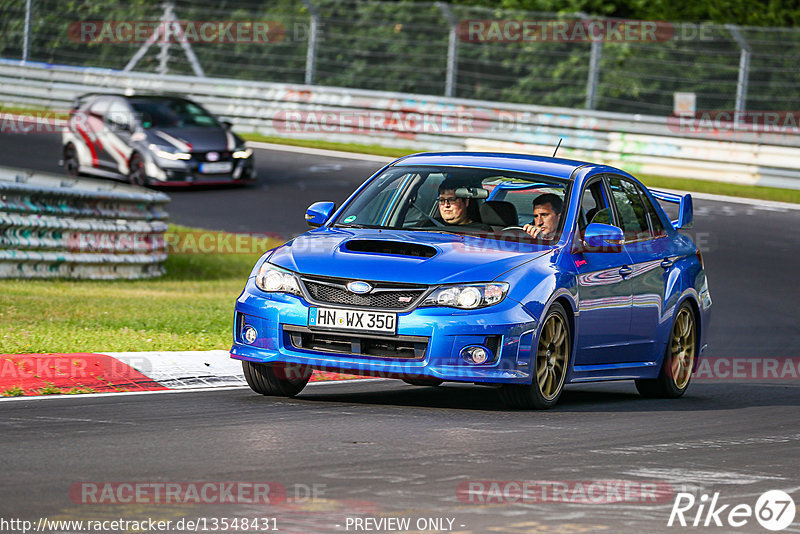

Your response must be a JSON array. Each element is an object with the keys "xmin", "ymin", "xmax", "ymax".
[
  {"xmin": 436, "ymin": 182, "xmax": 492, "ymax": 230},
  {"xmin": 523, "ymin": 193, "xmax": 563, "ymax": 240},
  {"xmin": 437, "ymin": 186, "xmax": 473, "ymax": 226}
]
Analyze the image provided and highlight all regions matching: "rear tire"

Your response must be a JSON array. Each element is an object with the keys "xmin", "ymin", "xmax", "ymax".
[
  {"xmin": 242, "ymin": 361, "xmax": 312, "ymax": 397},
  {"xmin": 635, "ymin": 303, "xmax": 697, "ymax": 398},
  {"xmin": 402, "ymin": 378, "xmax": 443, "ymax": 387},
  {"xmin": 500, "ymin": 302, "xmax": 570, "ymax": 409}
]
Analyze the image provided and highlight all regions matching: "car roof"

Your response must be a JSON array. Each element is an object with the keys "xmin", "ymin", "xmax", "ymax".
[{"xmin": 391, "ymin": 152, "xmax": 595, "ymax": 181}]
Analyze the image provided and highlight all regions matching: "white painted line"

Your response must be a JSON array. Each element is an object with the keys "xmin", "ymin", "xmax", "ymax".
[
  {"xmin": 247, "ymin": 141, "xmax": 396, "ymax": 163},
  {"xmin": 0, "ymin": 378, "xmax": 388, "ymax": 403}
]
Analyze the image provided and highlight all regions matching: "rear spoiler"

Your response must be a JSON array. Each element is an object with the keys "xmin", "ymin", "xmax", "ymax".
[{"xmin": 650, "ymin": 190, "xmax": 693, "ymax": 230}]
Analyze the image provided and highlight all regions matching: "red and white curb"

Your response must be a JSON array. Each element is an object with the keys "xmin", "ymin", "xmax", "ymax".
[{"xmin": 0, "ymin": 351, "xmax": 368, "ymax": 398}]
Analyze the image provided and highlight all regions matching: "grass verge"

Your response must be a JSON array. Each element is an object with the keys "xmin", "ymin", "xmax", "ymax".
[{"xmin": 0, "ymin": 225, "xmax": 280, "ymax": 354}]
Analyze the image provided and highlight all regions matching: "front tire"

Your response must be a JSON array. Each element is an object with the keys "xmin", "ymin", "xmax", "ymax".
[
  {"xmin": 128, "ymin": 153, "xmax": 147, "ymax": 186},
  {"xmin": 636, "ymin": 304, "xmax": 697, "ymax": 398},
  {"xmin": 500, "ymin": 302, "xmax": 570, "ymax": 409},
  {"xmin": 242, "ymin": 361, "xmax": 312, "ymax": 397},
  {"xmin": 64, "ymin": 144, "xmax": 80, "ymax": 177},
  {"xmin": 402, "ymin": 378, "xmax": 444, "ymax": 387}
]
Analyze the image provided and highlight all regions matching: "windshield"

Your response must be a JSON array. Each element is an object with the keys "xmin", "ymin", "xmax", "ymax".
[
  {"xmin": 334, "ymin": 166, "xmax": 569, "ymax": 243},
  {"xmin": 130, "ymin": 98, "xmax": 220, "ymax": 129}
]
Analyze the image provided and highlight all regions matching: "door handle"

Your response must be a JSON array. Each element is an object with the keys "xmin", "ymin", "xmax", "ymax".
[
  {"xmin": 619, "ymin": 265, "xmax": 632, "ymax": 277},
  {"xmin": 661, "ymin": 258, "xmax": 674, "ymax": 269}
]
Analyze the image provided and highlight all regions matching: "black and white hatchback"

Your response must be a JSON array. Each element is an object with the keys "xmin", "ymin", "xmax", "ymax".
[{"xmin": 61, "ymin": 93, "xmax": 256, "ymax": 187}]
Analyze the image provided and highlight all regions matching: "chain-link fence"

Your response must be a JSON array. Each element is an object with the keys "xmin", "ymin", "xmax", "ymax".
[{"xmin": 2, "ymin": 0, "xmax": 799, "ymax": 115}]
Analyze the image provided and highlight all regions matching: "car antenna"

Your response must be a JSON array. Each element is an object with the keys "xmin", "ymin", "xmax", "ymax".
[{"xmin": 552, "ymin": 138, "xmax": 563, "ymax": 158}]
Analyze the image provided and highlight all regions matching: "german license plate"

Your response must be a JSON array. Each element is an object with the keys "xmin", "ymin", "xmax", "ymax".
[
  {"xmin": 199, "ymin": 161, "xmax": 233, "ymax": 174},
  {"xmin": 309, "ymin": 307, "xmax": 396, "ymax": 334}
]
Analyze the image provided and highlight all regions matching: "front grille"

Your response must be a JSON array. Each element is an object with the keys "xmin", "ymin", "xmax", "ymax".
[
  {"xmin": 284, "ymin": 326, "xmax": 427, "ymax": 359},
  {"xmin": 301, "ymin": 276, "xmax": 427, "ymax": 310},
  {"xmin": 192, "ymin": 151, "xmax": 232, "ymax": 162}
]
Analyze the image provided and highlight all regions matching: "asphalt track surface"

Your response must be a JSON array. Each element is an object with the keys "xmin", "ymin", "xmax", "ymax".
[{"xmin": 2, "ymin": 132, "xmax": 799, "ymax": 533}]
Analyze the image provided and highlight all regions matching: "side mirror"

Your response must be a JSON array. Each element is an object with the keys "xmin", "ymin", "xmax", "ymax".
[
  {"xmin": 221, "ymin": 120, "xmax": 233, "ymax": 130},
  {"xmin": 580, "ymin": 223, "xmax": 624, "ymax": 253},
  {"xmin": 305, "ymin": 201, "xmax": 336, "ymax": 228}
]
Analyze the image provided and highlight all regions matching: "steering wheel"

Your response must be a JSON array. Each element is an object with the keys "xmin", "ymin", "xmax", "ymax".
[
  {"xmin": 409, "ymin": 201, "xmax": 445, "ymax": 227},
  {"xmin": 501, "ymin": 226, "xmax": 528, "ymax": 232}
]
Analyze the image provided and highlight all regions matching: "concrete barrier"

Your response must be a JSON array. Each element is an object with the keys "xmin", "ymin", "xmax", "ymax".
[{"xmin": 0, "ymin": 166, "xmax": 169, "ymax": 279}]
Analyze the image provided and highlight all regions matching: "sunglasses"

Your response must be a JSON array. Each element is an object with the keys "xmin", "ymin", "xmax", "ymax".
[{"xmin": 436, "ymin": 197, "xmax": 463, "ymax": 206}]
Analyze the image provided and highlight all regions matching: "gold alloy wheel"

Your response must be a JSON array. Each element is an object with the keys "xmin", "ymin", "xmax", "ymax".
[
  {"xmin": 536, "ymin": 312, "xmax": 569, "ymax": 400},
  {"xmin": 669, "ymin": 307, "xmax": 696, "ymax": 389}
]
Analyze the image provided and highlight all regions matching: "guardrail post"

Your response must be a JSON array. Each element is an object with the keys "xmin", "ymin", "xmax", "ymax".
[
  {"xmin": 580, "ymin": 14, "xmax": 602, "ymax": 110},
  {"xmin": 727, "ymin": 24, "xmax": 751, "ymax": 115},
  {"xmin": 437, "ymin": 2, "xmax": 459, "ymax": 98},
  {"xmin": 22, "ymin": 0, "xmax": 32, "ymax": 63},
  {"xmin": 300, "ymin": 0, "xmax": 319, "ymax": 85}
]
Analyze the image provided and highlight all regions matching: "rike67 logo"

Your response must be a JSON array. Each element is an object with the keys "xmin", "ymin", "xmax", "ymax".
[{"xmin": 668, "ymin": 490, "xmax": 796, "ymax": 531}]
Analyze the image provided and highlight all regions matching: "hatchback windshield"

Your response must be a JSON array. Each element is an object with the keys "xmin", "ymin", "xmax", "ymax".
[
  {"xmin": 130, "ymin": 98, "xmax": 220, "ymax": 129},
  {"xmin": 335, "ymin": 166, "xmax": 569, "ymax": 242}
]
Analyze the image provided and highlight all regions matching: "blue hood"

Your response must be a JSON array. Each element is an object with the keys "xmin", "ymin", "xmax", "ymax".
[{"xmin": 268, "ymin": 228, "xmax": 552, "ymax": 285}]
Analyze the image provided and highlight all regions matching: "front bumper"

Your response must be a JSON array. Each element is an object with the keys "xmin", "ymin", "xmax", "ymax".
[
  {"xmin": 230, "ymin": 278, "xmax": 538, "ymax": 384},
  {"xmin": 146, "ymin": 155, "xmax": 256, "ymax": 185}
]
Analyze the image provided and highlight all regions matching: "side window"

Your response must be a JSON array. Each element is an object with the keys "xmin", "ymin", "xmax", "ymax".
[
  {"xmin": 579, "ymin": 179, "xmax": 611, "ymax": 230},
  {"xmin": 642, "ymin": 191, "xmax": 667, "ymax": 237},
  {"xmin": 608, "ymin": 176, "xmax": 651, "ymax": 241}
]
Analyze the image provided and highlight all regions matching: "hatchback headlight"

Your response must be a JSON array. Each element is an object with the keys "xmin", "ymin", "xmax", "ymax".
[
  {"xmin": 421, "ymin": 282, "xmax": 508, "ymax": 309},
  {"xmin": 149, "ymin": 143, "xmax": 191, "ymax": 160},
  {"xmin": 255, "ymin": 263, "xmax": 301, "ymax": 295},
  {"xmin": 232, "ymin": 147, "xmax": 253, "ymax": 159}
]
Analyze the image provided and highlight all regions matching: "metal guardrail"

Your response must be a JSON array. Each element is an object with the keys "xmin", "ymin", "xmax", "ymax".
[
  {"xmin": 2, "ymin": 60, "xmax": 800, "ymax": 189},
  {"xmin": 0, "ymin": 166, "xmax": 169, "ymax": 279}
]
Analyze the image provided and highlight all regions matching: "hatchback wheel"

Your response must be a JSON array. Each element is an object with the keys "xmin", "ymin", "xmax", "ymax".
[
  {"xmin": 636, "ymin": 304, "xmax": 696, "ymax": 398},
  {"xmin": 500, "ymin": 302, "xmax": 570, "ymax": 409},
  {"xmin": 242, "ymin": 361, "xmax": 312, "ymax": 397},
  {"xmin": 64, "ymin": 144, "xmax": 80, "ymax": 177},
  {"xmin": 128, "ymin": 153, "xmax": 147, "ymax": 186}
]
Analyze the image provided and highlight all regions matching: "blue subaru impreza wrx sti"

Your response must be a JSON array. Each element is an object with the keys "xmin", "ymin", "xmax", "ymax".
[{"xmin": 231, "ymin": 152, "xmax": 711, "ymax": 408}]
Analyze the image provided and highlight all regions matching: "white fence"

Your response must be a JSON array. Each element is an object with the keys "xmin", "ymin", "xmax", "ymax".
[
  {"xmin": 0, "ymin": 166, "xmax": 169, "ymax": 279},
  {"xmin": 2, "ymin": 59, "xmax": 800, "ymax": 189}
]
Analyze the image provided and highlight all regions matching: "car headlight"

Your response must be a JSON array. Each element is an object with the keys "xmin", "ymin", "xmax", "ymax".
[
  {"xmin": 232, "ymin": 147, "xmax": 253, "ymax": 159},
  {"xmin": 255, "ymin": 263, "xmax": 301, "ymax": 295},
  {"xmin": 421, "ymin": 282, "xmax": 508, "ymax": 309},
  {"xmin": 149, "ymin": 143, "xmax": 191, "ymax": 161}
]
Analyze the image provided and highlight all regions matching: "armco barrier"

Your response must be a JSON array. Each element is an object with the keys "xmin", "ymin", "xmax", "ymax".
[
  {"xmin": 2, "ymin": 59, "xmax": 800, "ymax": 189},
  {"xmin": 0, "ymin": 166, "xmax": 169, "ymax": 279}
]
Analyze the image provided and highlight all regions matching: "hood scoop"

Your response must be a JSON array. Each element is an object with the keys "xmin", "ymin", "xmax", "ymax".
[{"xmin": 343, "ymin": 239, "xmax": 437, "ymax": 258}]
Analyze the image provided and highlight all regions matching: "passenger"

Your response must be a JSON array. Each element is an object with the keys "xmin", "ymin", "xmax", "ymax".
[{"xmin": 523, "ymin": 193, "xmax": 563, "ymax": 240}]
